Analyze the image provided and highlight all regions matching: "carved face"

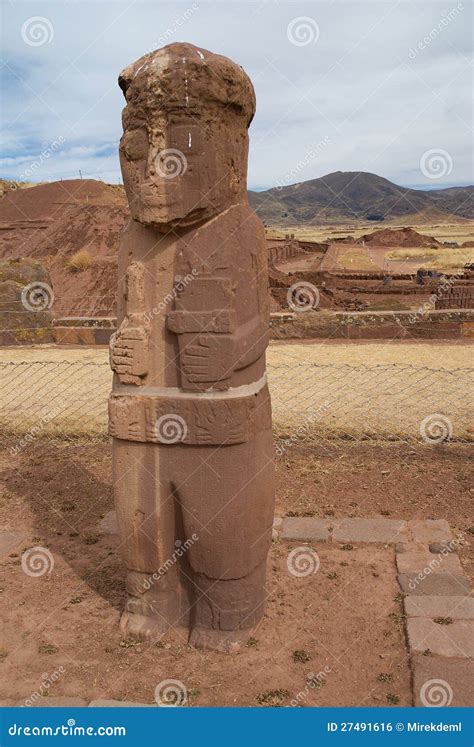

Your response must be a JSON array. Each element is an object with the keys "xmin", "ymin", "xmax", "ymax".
[{"xmin": 120, "ymin": 110, "xmax": 247, "ymax": 230}]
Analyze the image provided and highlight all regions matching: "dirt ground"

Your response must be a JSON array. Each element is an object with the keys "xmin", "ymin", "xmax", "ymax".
[
  {"xmin": 275, "ymin": 442, "xmax": 473, "ymax": 576},
  {"xmin": 0, "ymin": 340, "xmax": 471, "ymax": 706},
  {"xmin": 3, "ymin": 339, "xmax": 470, "ymax": 368},
  {"xmin": 0, "ymin": 440, "xmax": 424, "ymax": 707}
]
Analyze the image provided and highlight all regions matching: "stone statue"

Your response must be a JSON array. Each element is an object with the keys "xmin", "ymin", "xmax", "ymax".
[{"xmin": 109, "ymin": 42, "xmax": 275, "ymax": 652}]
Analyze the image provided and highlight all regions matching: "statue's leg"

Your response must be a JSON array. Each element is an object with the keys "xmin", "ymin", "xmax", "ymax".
[
  {"xmin": 112, "ymin": 439, "xmax": 190, "ymax": 641},
  {"xmin": 174, "ymin": 429, "xmax": 275, "ymax": 652}
]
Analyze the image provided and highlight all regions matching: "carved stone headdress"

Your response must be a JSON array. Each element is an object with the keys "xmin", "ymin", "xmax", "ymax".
[{"xmin": 119, "ymin": 42, "xmax": 256, "ymax": 126}]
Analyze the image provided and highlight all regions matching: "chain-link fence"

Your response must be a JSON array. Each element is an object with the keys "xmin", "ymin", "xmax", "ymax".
[{"xmin": 1, "ymin": 357, "xmax": 472, "ymax": 447}]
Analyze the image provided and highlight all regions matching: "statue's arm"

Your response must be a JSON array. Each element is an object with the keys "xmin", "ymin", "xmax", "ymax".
[
  {"xmin": 167, "ymin": 276, "xmax": 267, "ymax": 388},
  {"xmin": 232, "ymin": 316, "xmax": 269, "ymax": 370}
]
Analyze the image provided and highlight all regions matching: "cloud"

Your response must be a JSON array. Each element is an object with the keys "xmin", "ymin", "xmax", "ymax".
[{"xmin": 1, "ymin": 0, "xmax": 472, "ymax": 189}]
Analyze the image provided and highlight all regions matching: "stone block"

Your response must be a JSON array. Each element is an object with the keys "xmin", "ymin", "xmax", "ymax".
[
  {"xmin": 462, "ymin": 321, "xmax": 474, "ymax": 338},
  {"xmin": 407, "ymin": 618, "xmax": 474, "ymax": 658},
  {"xmin": 404, "ymin": 595, "xmax": 474, "ymax": 620},
  {"xmin": 407, "ymin": 520, "xmax": 453, "ymax": 544},
  {"xmin": 412, "ymin": 655, "xmax": 474, "ymax": 706},
  {"xmin": 332, "ymin": 518, "xmax": 406, "ymax": 544},
  {"xmin": 396, "ymin": 548, "xmax": 462, "ymax": 576},
  {"xmin": 77, "ymin": 328, "xmax": 96, "ymax": 345},
  {"xmin": 281, "ymin": 517, "xmax": 332, "ymax": 541},
  {"xmin": 398, "ymin": 573, "xmax": 470, "ymax": 596},
  {"xmin": 53, "ymin": 327, "xmax": 79, "ymax": 345},
  {"xmin": 95, "ymin": 328, "xmax": 114, "ymax": 345},
  {"xmin": 429, "ymin": 541, "xmax": 458, "ymax": 554}
]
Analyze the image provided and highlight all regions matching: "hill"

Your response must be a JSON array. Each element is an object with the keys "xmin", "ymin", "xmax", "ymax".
[
  {"xmin": 248, "ymin": 171, "xmax": 474, "ymax": 225},
  {"xmin": 0, "ymin": 179, "xmax": 128, "ymax": 316}
]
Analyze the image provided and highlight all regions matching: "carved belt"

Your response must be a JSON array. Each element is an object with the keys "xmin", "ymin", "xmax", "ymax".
[{"xmin": 109, "ymin": 375, "xmax": 271, "ymax": 445}]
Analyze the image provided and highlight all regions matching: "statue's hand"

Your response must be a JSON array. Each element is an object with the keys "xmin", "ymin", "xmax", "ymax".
[
  {"xmin": 181, "ymin": 334, "xmax": 234, "ymax": 384},
  {"xmin": 110, "ymin": 322, "xmax": 148, "ymax": 382}
]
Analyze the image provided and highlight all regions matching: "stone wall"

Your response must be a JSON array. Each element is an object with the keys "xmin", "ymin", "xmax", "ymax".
[{"xmin": 269, "ymin": 309, "xmax": 474, "ymax": 341}]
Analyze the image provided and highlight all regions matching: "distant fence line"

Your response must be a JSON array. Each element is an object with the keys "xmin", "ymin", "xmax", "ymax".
[{"xmin": 0, "ymin": 359, "xmax": 472, "ymax": 447}]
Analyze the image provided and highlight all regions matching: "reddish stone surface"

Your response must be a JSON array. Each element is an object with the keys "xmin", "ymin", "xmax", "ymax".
[
  {"xmin": 109, "ymin": 43, "xmax": 275, "ymax": 652},
  {"xmin": 332, "ymin": 518, "xmax": 407, "ymax": 544},
  {"xmin": 398, "ymin": 573, "xmax": 470, "ymax": 596},
  {"xmin": 396, "ymin": 548, "xmax": 463, "ymax": 576},
  {"xmin": 404, "ymin": 595, "xmax": 474, "ymax": 620},
  {"xmin": 412, "ymin": 654, "xmax": 474, "ymax": 707},
  {"xmin": 281, "ymin": 517, "xmax": 333, "ymax": 541},
  {"xmin": 407, "ymin": 520, "xmax": 453, "ymax": 544},
  {"xmin": 407, "ymin": 618, "xmax": 474, "ymax": 658}
]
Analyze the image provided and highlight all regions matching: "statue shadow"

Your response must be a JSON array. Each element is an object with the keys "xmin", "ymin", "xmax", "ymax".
[{"xmin": 3, "ymin": 438, "xmax": 126, "ymax": 611}]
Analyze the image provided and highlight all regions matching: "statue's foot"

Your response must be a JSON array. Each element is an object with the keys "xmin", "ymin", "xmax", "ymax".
[
  {"xmin": 119, "ymin": 610, "xmax": 170, "ymax": 642},
  {"xmin": 189, "ymin": 626, "xmax": 256, "ymax": 654}
]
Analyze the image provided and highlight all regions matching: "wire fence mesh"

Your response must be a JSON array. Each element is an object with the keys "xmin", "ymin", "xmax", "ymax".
[{"xmin": 1, "ymin": 356, "xmax": 472, "ymax": 448}]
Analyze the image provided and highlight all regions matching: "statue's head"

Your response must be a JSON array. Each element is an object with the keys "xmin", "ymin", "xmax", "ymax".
[{"xmin": 118, "ymin": 42, "xmax": 256, "ymax": 230}]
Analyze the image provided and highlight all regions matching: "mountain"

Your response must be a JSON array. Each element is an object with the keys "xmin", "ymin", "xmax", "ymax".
[{"xmin": 248, "ymin": 171, "xmax": 474, "ymax": 225}]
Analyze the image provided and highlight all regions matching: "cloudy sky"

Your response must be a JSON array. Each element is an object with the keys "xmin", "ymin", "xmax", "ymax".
[{"xmin": 1, "ymin": 0, "xmax": 472, "ymax": 191}]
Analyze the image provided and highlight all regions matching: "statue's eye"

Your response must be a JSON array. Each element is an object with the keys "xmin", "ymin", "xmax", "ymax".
[{"xmin": 122, "ymin": 130, "xmax": 147, "ymax": 161}]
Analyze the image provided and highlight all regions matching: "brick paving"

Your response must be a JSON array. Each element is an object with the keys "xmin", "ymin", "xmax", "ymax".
[{"xmin": 278, "ymin": 514, "xmax": 473, "ymax": 708}]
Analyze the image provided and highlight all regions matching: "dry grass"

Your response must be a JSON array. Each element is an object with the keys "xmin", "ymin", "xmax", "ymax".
[
  {"xmin": 268, "ymin": 221, "xmax": 474, "ymax": 246},
  {"xmin": 337, "ymin": 248, "xmax": 378, "ymax": 271},
  {"xmin": 386, "ymin": 246, "xmax": 474, "ymax": 270},
  {"xmin": 67, "ymin": 249, "xmax": 94, "ymax": 272}
]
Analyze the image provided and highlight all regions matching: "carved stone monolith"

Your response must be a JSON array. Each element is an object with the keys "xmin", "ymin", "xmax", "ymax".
[{"xmin": 109, "ymin": 42, "xmax": 275, "ymax": 652}]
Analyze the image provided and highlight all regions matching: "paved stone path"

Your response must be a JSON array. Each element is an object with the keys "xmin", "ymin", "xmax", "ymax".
[
  {"xmin": 277, "ymin": 514, "xmax": 473, "ymax": 707},
  {"xmin": 3, "ymin": 514, "xmax": 472, "ymax": 707}
]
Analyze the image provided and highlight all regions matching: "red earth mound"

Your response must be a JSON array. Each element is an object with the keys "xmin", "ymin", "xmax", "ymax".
[
  {"xmin": 357, "ymin": 227, "xmax": 440, "ymax": 248},
  {"xmin": 0, "ymin": 180, "xmax": 128, "ymax": 316}
]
